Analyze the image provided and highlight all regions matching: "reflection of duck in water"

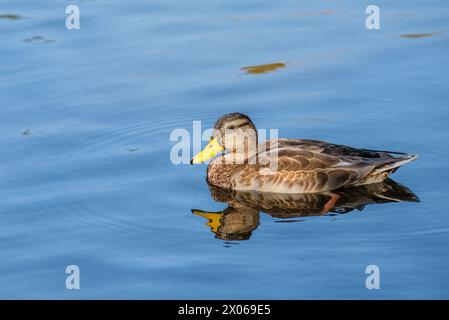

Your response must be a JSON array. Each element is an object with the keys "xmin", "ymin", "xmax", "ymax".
[
  {"xmin": 193, "ymin": 207, "xmax": 259, "ymax": 241},
  {"xmin": 192, "ymin": 179, "xmax": 419, "ymax": 240},
  {"xmin": 190, "ymin": 113, "xmax": 418, "ymax": 193}
]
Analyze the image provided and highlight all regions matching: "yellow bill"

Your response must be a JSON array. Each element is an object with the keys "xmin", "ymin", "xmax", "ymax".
[
  {"xmin": 190, "ymin": 137, "xmax": 224, "ymax": 164},
  {"xmin": 191, "ymin": 209, "xmax": 224, "ymax": 233}
]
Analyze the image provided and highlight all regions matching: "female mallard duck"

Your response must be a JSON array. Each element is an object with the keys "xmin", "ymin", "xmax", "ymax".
[{"xmin": 190, "ymin": 113, "xmax": 418, "ymax": 193}]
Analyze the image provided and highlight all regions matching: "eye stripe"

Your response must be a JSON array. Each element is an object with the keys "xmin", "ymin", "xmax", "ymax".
[{"xmin": 227, "ymin": 122, "xmax": 250, "ymax": 130}]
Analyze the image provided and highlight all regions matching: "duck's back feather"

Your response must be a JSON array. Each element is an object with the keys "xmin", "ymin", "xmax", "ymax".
[{"xmin": 225, "ymin": 139, "xmax": 417, "ymax": 193}]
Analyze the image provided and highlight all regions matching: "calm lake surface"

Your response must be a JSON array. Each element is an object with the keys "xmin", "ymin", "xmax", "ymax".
[{"xmin": 1, "ymin": 0, "xmax": 448, "ymax": 299}]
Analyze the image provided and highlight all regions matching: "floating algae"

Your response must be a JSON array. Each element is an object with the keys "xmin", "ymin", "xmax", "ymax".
[{"xmin": 241, "ymin": 62, "xmax": 286, "ymax": 74}]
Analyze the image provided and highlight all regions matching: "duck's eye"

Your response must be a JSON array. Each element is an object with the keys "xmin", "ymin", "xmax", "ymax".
[{"xmin": 227, "ymin": 125, "xmax": 235, "ymax": 130}]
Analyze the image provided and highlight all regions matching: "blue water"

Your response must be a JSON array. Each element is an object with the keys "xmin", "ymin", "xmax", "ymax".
[{"xmin": 1, "ymin": 0, "xmax": 448, "ymax": 299}]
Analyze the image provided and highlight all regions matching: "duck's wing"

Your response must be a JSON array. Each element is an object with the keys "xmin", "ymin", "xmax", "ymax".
[
  {"xmin": 265, "ymin": 138, "xmax": 400, "ymax": 158},
  {"xmin": 237, "ymin": 139, "xmax": 416, "ymax": 193},
  {"xmin": 284, "ymin": 139, "xmax": 418, "ymax": 180}
]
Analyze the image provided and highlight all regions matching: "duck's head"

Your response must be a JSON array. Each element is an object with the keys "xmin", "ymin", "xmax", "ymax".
[
  {"xmin": 190, "ymin": 113, "xmax": 258, "ymax": 164},
  {"xmin": 191, "ymin": 207, "xmax": 259, "ymax": 240},
  {"xmin": 190, "ymin": 112, "xmax": 257, "ymax": 164}
]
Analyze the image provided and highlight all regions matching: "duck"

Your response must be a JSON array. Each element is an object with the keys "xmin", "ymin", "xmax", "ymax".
[{"xmin": 190, "ymin": 113, "xmax": 418, "ymax": 193}]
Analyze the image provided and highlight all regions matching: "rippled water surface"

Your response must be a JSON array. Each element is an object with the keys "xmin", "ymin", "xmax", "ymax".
[{"xmin": 1, "ymin": 0, "xmax": 449, "ymax": 298}]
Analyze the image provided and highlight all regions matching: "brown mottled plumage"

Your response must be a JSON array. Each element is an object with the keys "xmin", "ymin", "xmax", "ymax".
[{"xmin": 198, "ymin": 113, "xmax": 418, "ymax": 193}]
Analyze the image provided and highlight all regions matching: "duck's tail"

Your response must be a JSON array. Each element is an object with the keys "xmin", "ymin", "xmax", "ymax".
[
  {"xmin": 357, "ymin": 154, "xmax": 418, "ymax": 185},
  {"xmin": 372, "ymin": 154, "xmax": 419, "ymax": 174}
]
